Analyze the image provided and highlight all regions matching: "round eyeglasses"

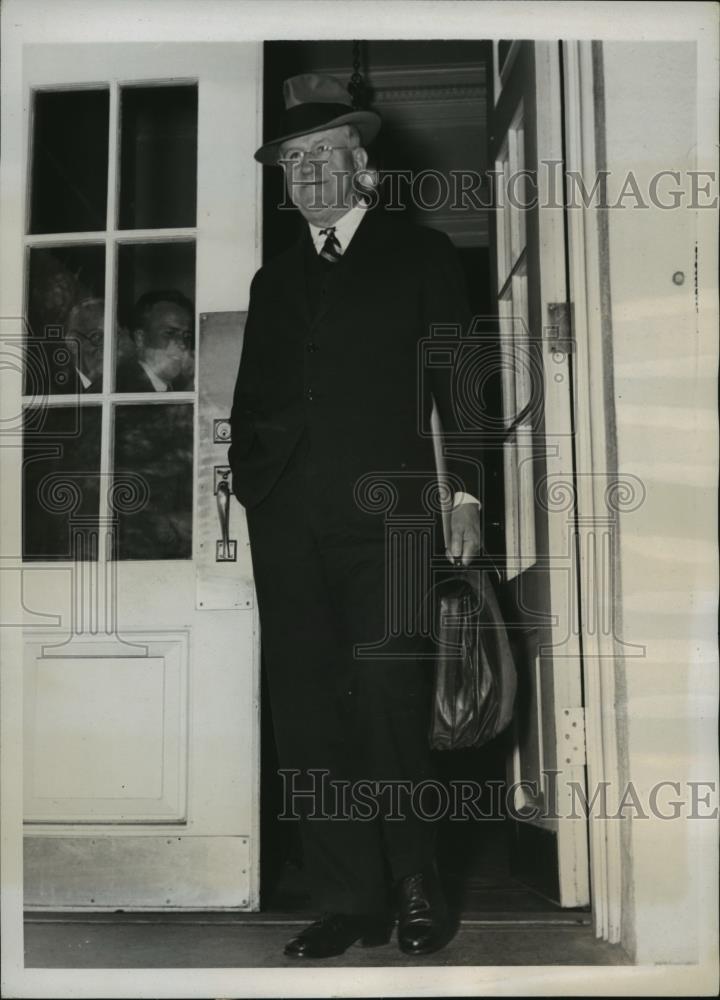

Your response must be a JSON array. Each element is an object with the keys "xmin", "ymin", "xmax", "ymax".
[
  {"xmin": 68, "ymin": 328, "xmax": 103, "ymax": 347},
  {"xmin": 279, "ymin": 144, "xmax": 351, "ymax": 166}
]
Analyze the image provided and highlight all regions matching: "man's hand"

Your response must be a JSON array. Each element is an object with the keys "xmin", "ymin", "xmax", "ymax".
[{"xmin": 447, "ymin": 503, "xmax": 482, "ymax": 567}]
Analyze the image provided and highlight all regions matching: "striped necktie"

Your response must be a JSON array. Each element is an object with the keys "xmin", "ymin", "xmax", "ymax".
[{"xmin": 318, "ymin": 226, "xmax": 342, "ymax": 263}]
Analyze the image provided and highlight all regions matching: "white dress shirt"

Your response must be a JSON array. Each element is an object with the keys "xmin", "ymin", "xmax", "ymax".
[
  {"xmin": 307, "ymin": 202, "xmax": 481, "ymax": 512},
  {"xmin": 308, "ymin": 201, "xmax": 369, "ymax": 254}
]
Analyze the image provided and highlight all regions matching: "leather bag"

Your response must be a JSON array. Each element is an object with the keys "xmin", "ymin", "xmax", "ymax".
[{"xmin": 429, "ymin": 566, "xmax": 517, "ymax": 751}]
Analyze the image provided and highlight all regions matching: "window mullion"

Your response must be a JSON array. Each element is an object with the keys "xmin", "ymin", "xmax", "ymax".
[{"xmin": 98, "ymin": 79, "xmax": 120, "ymax": 574}]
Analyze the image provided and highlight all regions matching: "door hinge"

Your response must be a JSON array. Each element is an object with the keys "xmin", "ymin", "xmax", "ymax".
[
  {"xmin": 560, "ymin": 706, "xmax": 586, "ymax": 766},
  {"xmin": 546, "ymin": 301, "xmax": 575, "ymax": 354}
]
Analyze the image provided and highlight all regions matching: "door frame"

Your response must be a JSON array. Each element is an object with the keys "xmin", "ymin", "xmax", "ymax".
[{"xmin": 561, "ymin": 39, "xmax": 624, "ymax": 944}]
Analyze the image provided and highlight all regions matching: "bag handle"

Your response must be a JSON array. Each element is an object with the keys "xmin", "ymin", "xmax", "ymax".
[{"xmin": 449, "ymin": 546, "xmax": 503, "ymax": 584}]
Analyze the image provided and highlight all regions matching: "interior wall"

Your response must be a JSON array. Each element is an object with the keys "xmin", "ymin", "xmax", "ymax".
[{"xmin": 601, "ymin": 40, "xmax": 717, "ymax": 965}]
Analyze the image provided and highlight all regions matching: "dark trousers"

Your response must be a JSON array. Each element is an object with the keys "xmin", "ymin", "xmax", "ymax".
[{"xmin": 246, "ymin": 432, "xmax": 438, "ymax": 915}]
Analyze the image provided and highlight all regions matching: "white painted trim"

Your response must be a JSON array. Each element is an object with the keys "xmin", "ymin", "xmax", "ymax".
[
  {"xmin": 24, "ymin": 229, "xmax": 198, "ymax": 246},
  {"xmin": 533, "ymin": 40, "xmax": 589, "ymax": 909},
  {"xmin": 0, "ymin": 2, "xmax": 27, "ymax": 977},
  {"xmin": 561, "ymin": 39, "xmax": 623, "ymax": 944},
  {"xmin": 248, "ymin": 39, "xmax": 264, "ymax": 914}
]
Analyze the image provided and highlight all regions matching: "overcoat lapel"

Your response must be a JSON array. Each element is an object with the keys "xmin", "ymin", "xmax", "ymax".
[{"xmin": 278, "ymin": 231, "xmax": 312, "ymax": 330}]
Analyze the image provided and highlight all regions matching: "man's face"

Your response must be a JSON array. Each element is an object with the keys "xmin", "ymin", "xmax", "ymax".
[
  {"xmin": 279, "ymin": 126, "xmax": 368, "ymax": 226},
  {"xmin": 67, "ymin": 299, "xmax": 104, "ymax": 383},
  {"xmin": 136, "ymin": 302, "xmax": 193, "ymax": 384}
]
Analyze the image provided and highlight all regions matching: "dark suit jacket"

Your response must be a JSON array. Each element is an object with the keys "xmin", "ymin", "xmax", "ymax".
[
  {"xmin": 41, "ymin": 355, "xmax": 97, "ymax": 395},
  {"xmin": 229, "ymin": 208, "xmax": 479, "ymax": 517},
  {"xmin": 115, "ymin": 358, "xmax": 184, "ymax": 393},
  {"xmin": 55, "ymin": 366, "xmax": 96, "ymax": 395}
]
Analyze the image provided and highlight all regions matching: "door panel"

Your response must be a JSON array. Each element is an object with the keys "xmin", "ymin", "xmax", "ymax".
[
  {"xmin": 491, "ymin": 41, "xmax": 589, "ymax": 907},
  {"xmin": 18, "ymin": 43, "xmax": 261, "ymax": 909},
  {"xmin": 24, "ymin": 636, "xmax": 187, "ymax": 823}
]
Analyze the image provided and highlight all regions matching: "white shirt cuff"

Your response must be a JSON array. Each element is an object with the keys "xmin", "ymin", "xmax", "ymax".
[{"xmin": 452, "ymin": 491, "xmax": 481, "ymax": 510}]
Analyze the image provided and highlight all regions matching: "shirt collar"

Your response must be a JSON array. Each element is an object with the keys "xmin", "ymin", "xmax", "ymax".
[
  {"xmin": 139, "ymin": 359, "xmax": 170, "ymax": 392},
  {"xmin": 308, "ymin": 201, "xmax": 368, "ymax": 255},
  {"xmin": 75, "ymin": 366, "xmax": 91, "ymax": 390}
]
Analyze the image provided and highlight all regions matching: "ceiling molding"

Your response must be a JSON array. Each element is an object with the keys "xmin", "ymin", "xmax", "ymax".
[
  {"xmin": 373, "ymin": 83, "xmax": 485, "ymax": 106},
  {"xmin": 322, "ymin": 62, "xmax": 486, "ymax": 93}
]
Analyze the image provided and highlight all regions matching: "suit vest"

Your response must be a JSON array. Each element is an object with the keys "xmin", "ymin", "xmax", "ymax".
[{"xmin": 303, "ymin": 233, "xmax": 344, "ymax": 318}]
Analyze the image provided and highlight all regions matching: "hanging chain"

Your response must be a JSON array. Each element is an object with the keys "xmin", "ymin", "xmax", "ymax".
[{"xmin": 347, "ymin": 39, "xmax": 366, "ymax": 109}]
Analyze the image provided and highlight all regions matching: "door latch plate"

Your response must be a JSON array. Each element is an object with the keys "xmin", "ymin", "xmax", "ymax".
[{"xmin": 546, "ymin": 302, "xmax": 575, "ymax": 354}]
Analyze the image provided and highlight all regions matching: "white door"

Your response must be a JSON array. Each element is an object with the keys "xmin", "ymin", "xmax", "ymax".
[
  {"xmin": 6, "ymin": 42, "xmax": 262, "ymax": 909},
  {"xmin": 490, "ymin": 41, "xmax": 590, "ymax": 906}
]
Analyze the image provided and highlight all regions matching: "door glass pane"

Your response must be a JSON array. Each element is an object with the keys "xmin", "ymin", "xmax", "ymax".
[
  {"xmin": 498, "ymin": 291, "xmax": 516, "ymax": 427},
  {"xmin": 116, "ymin": 242, "xmax": 196, "ymax": 392},
  {"xmin": 495, "ymin": 143, "xmax": 512, "ymax": 288},
  {"xmin": 25, "ymin": 245, "xmax": 106, "ymax": 395},
  {"xmin": 514, "ymin": 121, "xmax": 526, "ymax": 251},
  {"xmin": 511, "ymin": 271, "xmax": 531, "ymax": 416},
  {"xmin": 23, "ymin": 405, "xmax": 102, "ymax": 561},
  {"xmin": 29, "ymin": 89, "xmax": 109, "ymax": 235},
  {"xmin": 503, "ymin": 432, "xmax": 519, "ymax": 580},
  {"xmin": 112, "ymin": 403, "xmax": 193, "ymax": 560},
  {"xmin": 502, "ymin": 422, "xmax": 537, "ymax": 582},
  {"xmin": 118, "ymin": 84, "xmax": 198, "ymax": 230},
  {"xmin": 517, "ymin": 421, "xmax": 537, "ymax": 574}
]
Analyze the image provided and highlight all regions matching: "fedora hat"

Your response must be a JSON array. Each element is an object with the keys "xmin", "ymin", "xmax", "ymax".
[{"xmin": 254, "ymin": 73, "xmax": 381, "ymax": 165}]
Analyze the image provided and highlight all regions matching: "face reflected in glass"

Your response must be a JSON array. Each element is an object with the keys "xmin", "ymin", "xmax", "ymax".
[
  {"xmin": 135, "ymin": 301, "xmax": 194, "ymax": 388},
  {"xmin": 65, "ymin": 297, "xmax": 104, "ymax": 389},
  {"xmin": 38, "ymin": 267, "xmax": 77, "ymax": 325},
  {"xmin": 25, "ymin": 246, "xmax": 106, "ymax": 396}
]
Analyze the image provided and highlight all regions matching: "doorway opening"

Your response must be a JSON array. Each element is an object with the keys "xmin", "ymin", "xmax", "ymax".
[{"xmin": 258, "ymin": 39, "xmax": 590, "ymax": 921}]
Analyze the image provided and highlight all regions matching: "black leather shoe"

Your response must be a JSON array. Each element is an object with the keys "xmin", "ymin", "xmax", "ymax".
[
  {"xmin": 284, "ymin": 912, "xmax": 393, "ymax": 958},
  {"xmin": 396, "ymin": 865, "xmax": 450, "ymax": 956}
]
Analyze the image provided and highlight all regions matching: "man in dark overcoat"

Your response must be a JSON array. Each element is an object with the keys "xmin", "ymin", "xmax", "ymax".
[{"xmin": 229, "ymin": 73, "xmax": 482, "ymax": 959}]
